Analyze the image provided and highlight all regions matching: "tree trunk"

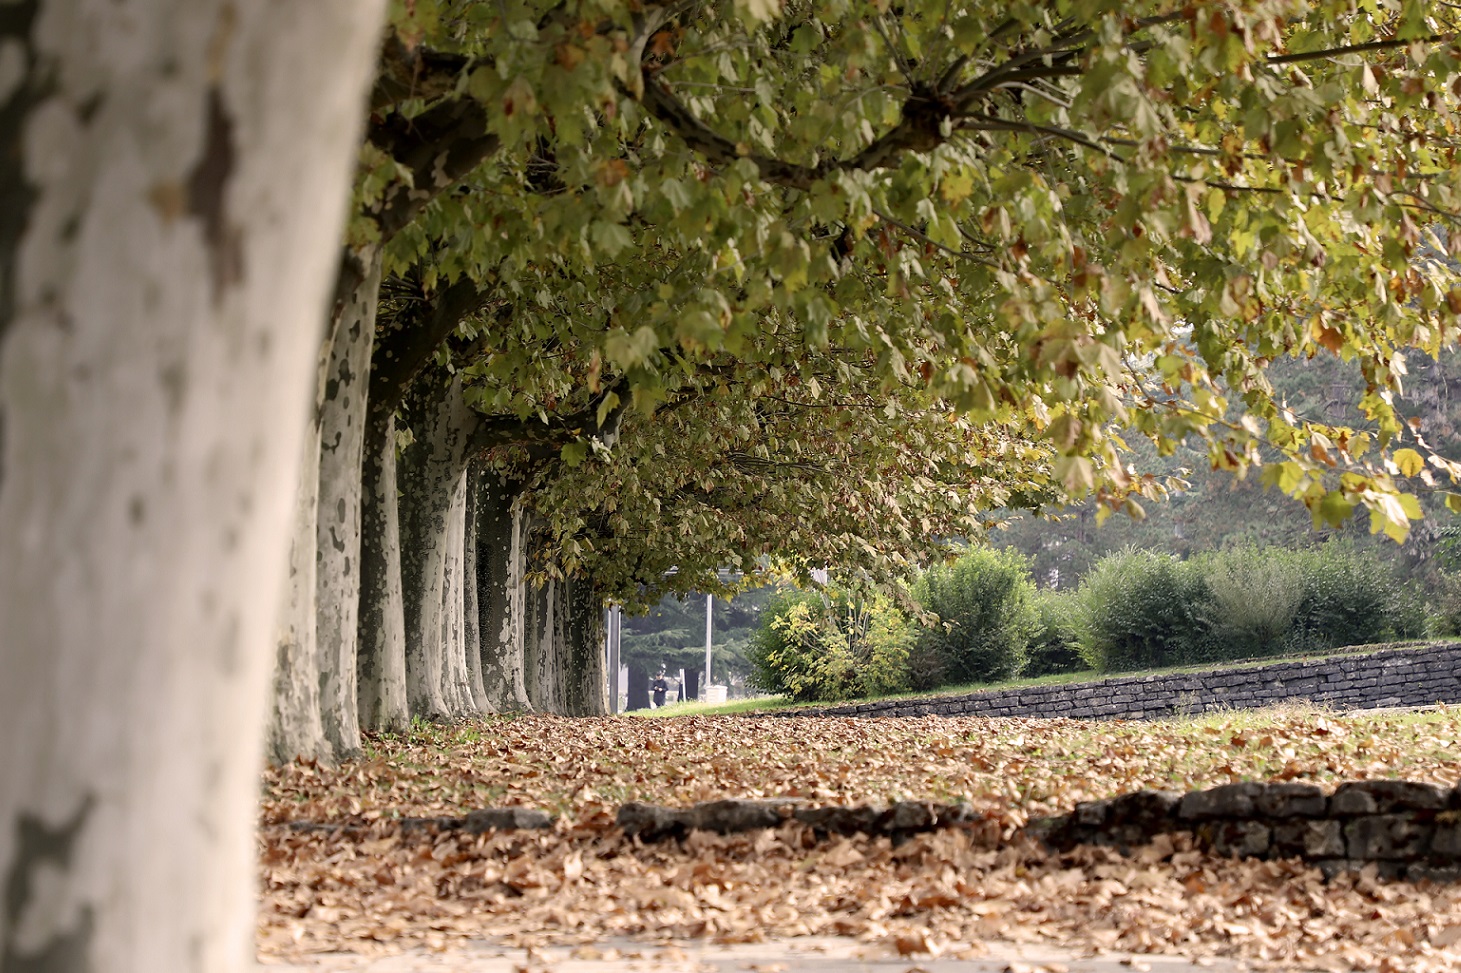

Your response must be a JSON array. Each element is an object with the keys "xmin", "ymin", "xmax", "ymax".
[
  {"xmin": 357, "ymin": 409, "xmax": 409, "ymax": 732},
  {"xmin": 523, "ymin": 574, "xmax": 560, "ymax": 712},
  {"xmin": 0, "ymin": 3, "xmax": 385, "ymax": 971},
  {"xmin": 440, "ymin": 465, "xmax": 486, "ymax": 712},
  {"xmin": 561, "ymin": 576, "xmax": 608, "ymax": 716},
  {"xmin": 267, "ymin": 416, "xmax": 331, "ymax": 765},
  {"xmin": 476, "ymin": 480, "xmax": 534, "ymax": 711},
  {"xmin": 315, "ymin": 246, "xmax": 382, "ymax": 757},
  {"xmin": 627, "ymin": 662, "xmax": 652, "ymax": 712},
  {"xmin": 269, "ymin": 249, "xmax": 383, "ymax": 765},
  {"xmin": 398, "ymin": 372, "xmax": 480, "ymax": 720},
  {"xmin": 462, "ymin": 468, "xmax": 491, "ymax": 713}
]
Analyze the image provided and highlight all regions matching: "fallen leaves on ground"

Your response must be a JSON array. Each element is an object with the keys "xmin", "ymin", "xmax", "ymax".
[{"xmin": 259, "ymin": 706, "xmax": 1461, "ymax": 970}]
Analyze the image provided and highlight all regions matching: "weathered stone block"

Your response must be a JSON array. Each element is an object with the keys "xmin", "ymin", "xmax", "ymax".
[
  {"xmin": 1256, "ymin": 783, "xmax": 1327, "ymax": 818},
  {"xmin": 1271, "ymin": 819, "xmax": 1345, "ymax": 858},
  {"xmin": 1407, "ymin": 863, "xmax": 1461, "ymax": 883},
  {"xmin": 1430, "ymin": 818, "xmax": 1461, "ymax": 859},
  {"xmin": 1330, "ymin": 780, "xmax": 1448, "ymax": 815},
  {"xmin": 794, "ymin": 805, "xmax": 883, "ymax": 835},
  {"xmin": 1205, "ymin": 820, "xmax": 1271, "ymax": 858},
  {"xmin": 464, "ymin": 807, "xmax": 555, "ymax": 832},
  {"xmin": 617, "ymin": 802, "xmax": 689, "ymax": 840},
  {"xmin": 1344, "ymin": 813, "xmax": 1434, "ymax": 860},
  {"xmin": 1179, "ymin": 781, "xmax": 1265, "ymax": 820},
  {"xmin": 1107, "ymin": 790, "xmax": 1181, "ymax": 830}
]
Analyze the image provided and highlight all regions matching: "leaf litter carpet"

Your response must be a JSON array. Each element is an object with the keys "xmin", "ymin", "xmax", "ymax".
[{"xmin": 259, "ymin": 709, "xmax": 1461, "ymax": 970}]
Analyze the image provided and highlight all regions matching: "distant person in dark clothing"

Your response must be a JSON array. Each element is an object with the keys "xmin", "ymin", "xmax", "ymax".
[{"xmin": 651, "ymin": 674, "xmax": 669, "ymax": 708}]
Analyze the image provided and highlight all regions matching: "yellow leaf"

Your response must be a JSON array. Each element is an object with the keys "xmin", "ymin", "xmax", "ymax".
[{"xmin": 1393, "ymin": 447, "xmax": 1424, "ymax": 477}]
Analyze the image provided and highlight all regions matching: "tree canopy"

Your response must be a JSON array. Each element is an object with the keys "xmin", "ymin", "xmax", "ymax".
[{"xmin": 367, "ymin": 0, "xmax": 1461, "ymax": 589}]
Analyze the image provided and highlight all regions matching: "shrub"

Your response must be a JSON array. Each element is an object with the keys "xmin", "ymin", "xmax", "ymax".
[
  {"xmin": 1190, "ymin": 546, "xmax": 1305, "ymax": 662},
  {"xmin": 1425, "ymin": 570, "xmax": 1461, "ymax": 637},
  {"xmin": 911, "ymin": 547, "xmax": 1039, "ymax": 684},
  {"xmin": 1076, "ymin": 548, "xmax": 1207, "ymax": 672},
  {"xmin": 1287, "ymin": 541, "xmax": 1406, "ymax": 649},
  {"xmin": 1025, "ymin": 591, "xmax": 1089, "ymax": 677},
  {"xmin": 746, "ymin": 588, "xmax": 912, "ymax": 702}
]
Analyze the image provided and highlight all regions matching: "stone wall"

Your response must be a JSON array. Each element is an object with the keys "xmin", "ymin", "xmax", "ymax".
[
  {"xmin": 771, "ymin": 641, "xmax": 1461, "ymax": 721},
  {"xmin": 1039, "ymin": 779, "xmax": 1461, "ymax": 881}
]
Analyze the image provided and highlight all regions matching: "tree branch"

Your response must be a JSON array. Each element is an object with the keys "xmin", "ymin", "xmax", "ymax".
[
  {"xmin": 367, "ymin": 97, "xmax": 500, "ymax": 242},
  {"xmin": 370, "ymin": 37, "xmax": 472, "ymax": 112},
  {"xmin": 1268, "ymin": 33, "xmax": 1457, "ymax": 65},
  {"xmin": 370, "ymin": 276, "xmax": 493, "ymax": 422}
]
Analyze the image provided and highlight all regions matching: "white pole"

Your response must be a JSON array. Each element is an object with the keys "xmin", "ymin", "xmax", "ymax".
[
  {"xmin": 705, "ymin": 593, "xmax": 713, "ymax": 692},
  {"xmin": 611, "ymin": 606, "xmax": 622, "ymax": 714}
]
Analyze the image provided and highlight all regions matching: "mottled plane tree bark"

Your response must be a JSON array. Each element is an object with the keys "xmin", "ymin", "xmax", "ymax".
[{"xmin": 0, "ymin": 1, "xmax": 385, "ymax": 970}]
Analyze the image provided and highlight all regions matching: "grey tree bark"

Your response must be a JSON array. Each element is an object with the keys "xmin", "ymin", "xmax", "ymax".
[
  {"xmin": 399, "ymin": 371, "xmax": 481, "ymax": 720},
  {"xmin": 561, "ymin": 575, "xmax": 609, "ymax": 716},
  {"xmin": 475, "ymin": 478, "xmax": 534, "ymax": 711},
  {"xmin": 439, "ymin": 464, "xmax": 485, "ymax": 713},
  {"xmin": 357, "ymin": 409, "xmax": 410, "ymax": 732},
  {"xmin": 523, "ymin": 572, "xmax": 567, "ymax": 714},
  {"xmin": 268, "ymin": 413, "xmax": 331, "ymax": 764},
  {"xmin": 315, "ymin": 248, "xmax": 383, "ymax": 757},
  {"xmin": 269, "ymin": 249, "xmax": 382, "ymax": 764},
  {"xmin": 0, "ymin": 1, "xmax": 385, "ymax": 970},
  {"xmin": 461, "ymin": 469, "xmax": 491, "ymax": 713}
]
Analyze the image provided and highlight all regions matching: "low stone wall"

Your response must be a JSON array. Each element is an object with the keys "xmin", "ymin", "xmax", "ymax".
[
  {"xmin": 770, "ymin": 641, "xmax": 1461, "ymax": 721},
  {"xmin": 1039, "ymin": 779, "xmax": 1461, "ymax": 881},
  {"xmin": 280, "ymin": 780, "xmax": 1461, "ymax": 880}
]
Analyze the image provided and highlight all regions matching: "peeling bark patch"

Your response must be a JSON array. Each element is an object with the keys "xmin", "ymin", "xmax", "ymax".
[
  {"xmin": 186, "ymin": 88, "xmax": 242, "ymax": 302},
  {"xmin": 2, "ymin": 795, "xmax": 96, "ymax": 973},
  {"xmin": 0, "ymin": 0, "xmax": 47, "ymax": 347}
]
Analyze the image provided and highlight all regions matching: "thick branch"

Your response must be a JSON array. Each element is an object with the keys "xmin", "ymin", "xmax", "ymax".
[
  {"xmin": 1268, "ymin": 33, "xmax": 1457, "ymax": 65},
  {"xmin": 370, "ymin": 37, "xmax": 472, "ymax": 112},
  {"xmin": 471, "ymin": 379, "xmax": 632, "ymax": 455},
  {"xmin": 370, "ymin": 277, "xmax": 492, "ymax": 421},
  {"xmin": 633, "ymin": 13, "xmax": 1186, "ymax": 189},
  {"xmin": 367, "ymin": 97, "xmax": 500, "ymax": 242},
  {"xmin": 636, "ymin": 79, "xmax": 821, "ymax": 188}
]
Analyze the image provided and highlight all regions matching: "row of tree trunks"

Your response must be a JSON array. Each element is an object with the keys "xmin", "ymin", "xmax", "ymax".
[
  {"xmin": 269, "ymin": 248, "xmax": 383, "ymax": 764},
  {"xmin": 271, "ymin": 318, "xmax": 614, "ymax": 763}
]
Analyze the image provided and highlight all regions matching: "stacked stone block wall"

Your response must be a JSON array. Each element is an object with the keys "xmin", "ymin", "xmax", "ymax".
[
  {"xmin": 770, "ymin": 642, "xmax": 1461, "ymax": 721},
  {"xmin": 1042, "ymin": 779, "xmax": 1461, "ymax": 881}
]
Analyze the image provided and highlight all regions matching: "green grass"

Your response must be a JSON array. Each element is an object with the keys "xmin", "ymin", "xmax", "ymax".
[
  {"xmin": 636, "ymin": 638, "xmax": 1461, "ymax": 717},
  {"xmin": 632, "ymin": 695, "xmax": 808, "ymax": 717}
]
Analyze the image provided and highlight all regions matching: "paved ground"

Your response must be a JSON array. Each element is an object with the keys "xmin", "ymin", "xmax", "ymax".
[{"xmin": 264, "ymin": 936, "xmax": 1243, "ymax": 972}]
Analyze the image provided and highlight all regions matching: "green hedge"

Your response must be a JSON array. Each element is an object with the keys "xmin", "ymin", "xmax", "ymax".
[
  {"xmin": 1077, "ymin": 542, "xmax": 1412, "ymax": 673},
  {"xmin": 911, "ymin": 547, "xmax": 1040, "ymax": 686},
  {"xmin": 1025, "ymin": 591, "xmax": 1087, "ymax": 676},
  {"xmin": 749, "ymin": 540, "xmax": 1418, "ymax": 701},
  {"xmin": 1074, "ymin": 548, "xmax": 1208, "ymax": 672}
]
